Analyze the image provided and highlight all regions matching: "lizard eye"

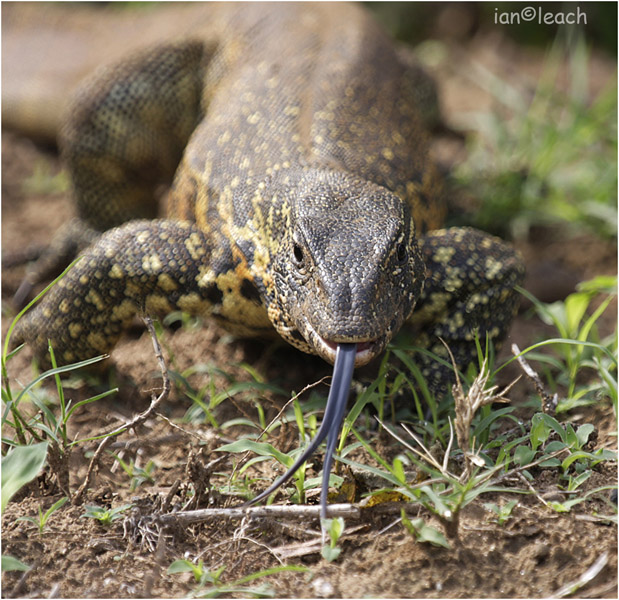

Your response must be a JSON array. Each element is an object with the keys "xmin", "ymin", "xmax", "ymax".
[
  {"xmin": 292, "ymin": 242, "xmax": 305, "ymax": 267},
  {"xmin": 396, "ymin": 242, "xmax": 407, "ymax": 263}
]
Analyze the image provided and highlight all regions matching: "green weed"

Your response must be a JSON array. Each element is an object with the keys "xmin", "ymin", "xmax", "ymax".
[
  {"xmin": 1, "ymin": 555, "xmax": 30, "ymax": 573},
  {"xmin": 82, "ymin": 504, "xmax": 133, "ymax": 527},
  {"xmin": 401, "ymin": 511, "xmax": 450, "ymax": 548},
  {"xmin": 21, "ymin": 161, "xmax": 69, "ymax": 196},
  {"xmin": 332, "ymin": 327, "xmax": 616, "ymax": 537},
  {"xmin": 167, "ymin": 561, "xmax": 309, "ymax": 598},
  {"xmin": 217, "ymin": 435, "xmax": 312, "ymax": 505},
  {"xmin": 230, "ymin": 287, "xmax": 615, "ymax": 537},
  {"xmin": 1, "ymin": 442, "xmax": 49, "ymax": 511},
  {"xmin": 111, "ymin": 454, "xmax": 156, "ymax": 491},
  {"xmin": 173, "ymin": 364, "xmax": 285, "ymax": 429},
  {"xmin": 16, "ymin": 496, "xmax": 68, "ymax": 534},
  {"xmin": 453, "ymin": 32, "xmax": 617, "ymax": 240},
  {"xmin": 217, "ymin": 386, "xmax": 346, "ymax": 503},
  {"xmin": 1, "ymin": 264, "xmax": 118, "ymax": 497},
  {"xmin": 484, "ymin": 500, "xmax": 519, "ymax": 526},
  {"xmin": 321, "ymin": 516, "xmax": 345, "ymax": 561},
  {"xmin": 515, "ymin": 275, "xmax": 617, "ymax": 412}
]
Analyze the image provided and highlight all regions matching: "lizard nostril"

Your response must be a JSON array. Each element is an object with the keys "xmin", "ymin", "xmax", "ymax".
[{"xmin": 396, "ymin": 242, "xmax": 407, "ymax": 263}]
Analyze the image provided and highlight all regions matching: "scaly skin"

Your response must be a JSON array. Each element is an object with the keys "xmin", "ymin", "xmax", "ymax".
[{"xmin": 11, "ymin": 3, "xmax": 524, "ymax": 382}]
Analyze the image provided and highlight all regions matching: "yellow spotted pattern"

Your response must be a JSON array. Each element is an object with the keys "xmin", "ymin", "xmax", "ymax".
[{"xmin": 14, "ymin": 3, "xmax": 523, "ymax": 383}]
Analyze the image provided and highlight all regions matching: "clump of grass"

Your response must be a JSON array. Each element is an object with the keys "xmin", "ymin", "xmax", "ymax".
[
  {"xmin": 217, "ymin": 394, "xmax": 323, "ymax": 505},
  {"xmin": 515, "ymin": 275, "xmax": 617, "ymax": 413},
  {"xmin": 158, "ymin": 314, "xmax": 286, "ymax": 428},
  {"xmin": 340, "ymin": 345, "xmax": 616, "ymax": 541},
  {"xmin": 212, "ymin": 272, "xmax": 616, "ymax": 553},
  {"xmin": 1, "ymin": 264, "xmax": 117, "ymax": 500},
  {"xmin": 16, "ymin": 496, "xmax": 68, "ymax": 534},
  {"xmin": 243, "ymin": 283, "xmax": 615, "ymax": 542},
  {"xmin": 453, "ymin": 31, "xmax": 617, "ymax": 240}
]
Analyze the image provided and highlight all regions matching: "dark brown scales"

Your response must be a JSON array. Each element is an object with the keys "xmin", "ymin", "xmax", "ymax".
[{"xmin": 11, "ymin": 3, "xmax": 523, "ymax": 385}]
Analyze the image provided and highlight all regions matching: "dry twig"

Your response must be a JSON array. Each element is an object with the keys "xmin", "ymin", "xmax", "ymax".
[
  {"xmin": 72, "ymin": 316, "xmax": 170, "ymax": 505},
  {"xmin": 546, "ymin": 552, "xmax": 609, "ymax": 599},
  {"xmin": 512, "ymin": 343, "xmax": 558, "ymax": 415},
  {"xmin": 270, "ymin": 523, "xmax": 367, "ymax": 560},
  {"xmin": 157, "ymin": 502, "xmax": 360, "ymax": 526}
]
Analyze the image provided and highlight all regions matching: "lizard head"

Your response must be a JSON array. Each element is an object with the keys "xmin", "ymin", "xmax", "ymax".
[{"xmin": 271, "ymin": 169, "xmax": 425, "ymax": 367}]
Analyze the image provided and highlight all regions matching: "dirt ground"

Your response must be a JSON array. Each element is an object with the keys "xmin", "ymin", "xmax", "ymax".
[{"xmin": 1, "ymin": 4, "xmax": 617, "ymax": 599}]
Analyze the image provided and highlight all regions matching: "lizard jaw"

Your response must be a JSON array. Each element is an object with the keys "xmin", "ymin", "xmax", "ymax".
[
  {"xmin": 319, "ymin": 338, "xmax": 377, "ymax": 367},
  {"xmin": 303, "ymin": 322, "xmax": 381, "ymax": 366}
]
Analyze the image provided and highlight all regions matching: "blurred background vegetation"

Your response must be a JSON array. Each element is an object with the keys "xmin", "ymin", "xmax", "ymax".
[
  {"xmin": 368, "ymin": 2, "xmax": 617, "ymax": 54},
  {"xmin": 368, "ymin": 1, "xmax": 617, "ymax": 242}
]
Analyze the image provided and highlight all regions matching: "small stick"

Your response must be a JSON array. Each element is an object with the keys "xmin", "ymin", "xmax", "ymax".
[
  {"xmin": 161, "ymin": 479, "xmax": 181, "ymax": 513},
  {"xmin": 72, "ymin": 316, "xmax": 170, "ymax": 505},
  {"xmin": 512, "ymin": 344, "xmax": 558, "ymax": 415},
  {"xmin": 157, "ymin": 503, "xmax": 360, "ymax": 526},
  {"xmin": 516, "ymin": 472, "xmax": 550, "ymax": 508},
  {"xmin": 142, "ymin": 523, "xmax": 169, "ymax": 598},
  {"xmin": 9, "ymin": 558, "xmax": 39, "ymax": 598},
  {"xmin": 546, "ymin": 552, "xmax": 609, "ymax": 599}
]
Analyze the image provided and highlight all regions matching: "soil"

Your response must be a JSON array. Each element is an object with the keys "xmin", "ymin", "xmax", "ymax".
[{"xmin": 1, "ymin": 4, "xmax": 617, "ymax": 599}]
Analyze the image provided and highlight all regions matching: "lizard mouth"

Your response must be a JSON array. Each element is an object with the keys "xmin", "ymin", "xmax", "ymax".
[
  {"xmin": 303, "ymin": 322, "xmax": 382, "ymax": 366},
  {"xmin": 319, "ymin": 338, "xmax": 377, "ymax": 366}
]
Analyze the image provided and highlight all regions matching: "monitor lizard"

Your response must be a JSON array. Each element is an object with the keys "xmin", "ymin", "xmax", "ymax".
[{"xmin": 4, "ymin": 2, "xmax": 524, "ymax": 515}]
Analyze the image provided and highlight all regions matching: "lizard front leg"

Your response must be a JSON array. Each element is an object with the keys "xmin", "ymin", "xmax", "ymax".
[
  {"xmin": 408, "ymin": 227, "xmax": 525, "ymax": 390},
  {"xmin": 13, "ymin": 219, "xmax": 241, "ymax": 368}
]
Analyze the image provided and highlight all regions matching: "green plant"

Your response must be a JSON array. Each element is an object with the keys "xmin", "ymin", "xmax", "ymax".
[
  {"xmin": 1, "ymin": 442, "xmax": 49, "ymax": 511},
  {"xmin": 217, "ymin": 386, "xmax": 347, "ymax": 504},
  {"xmin": 516, "ymin": 275, "xmax": 617, "ymax": 412},
  {"xmin": 321, "ymin": 517, "xmax": 345, "ymax": 561},
  {"xmin": 511, "ymin": 412, "xmax": 615, "ymax": 482},
  {"xmin": 217, "ymin": 436, "xmax": 313, "ymax": 505},
  {"xmin": 484, "ymin": 500, "xmax": 519, "ymax": 525},
  {"xmin": 21, "ymin": 160, "xmax": 69, "ymax": 196},
  {"xmin": 333, "ymin": 330, "xmax": 617, "ymax": 535},
  {"xmin": 453, "ymin": 32, "xmax": 617, "ymax": 240},
  {"xmin": 171, "ymin": 360, "xmax": 285, "ymax": 428},
  {"xmin": 210, "ymin": 281, "xmax": 614, "ymax": 549},
  {"xmin": 401, "ymin": 510, "xmax": 450, "ymax": 548},
  {"xmin": 1, "ymin": 264, "xmax": 119, "ymax": 495},
  {"xmin": 158, "ymin": 314, "xmax": 288, "ymax": 429},
  {"xmin": 169, "ymin": 560, "xmax": 224, "ymax": 587},
  {"xmin": 16, "ymin": 496, "xmax": 68, "ymax": 534},
  {"xmin": 167, "ymin": 561, "xmax": 308, "ymax": 598},
  {"xmin": 111, "ymin": 454, "xmax": 155, "ymax": 491},
  {"xmin": 1, "ymin": 555, "xmax": 30, "ymax": 573},
  {"xmin": 82, "ymin": 504, "xmax": 132, "ymax": 526}
]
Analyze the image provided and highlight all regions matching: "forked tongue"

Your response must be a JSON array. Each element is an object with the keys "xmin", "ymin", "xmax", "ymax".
[{"xmin": 246, "ymin": 343, "xmax": 357, "ymax": 519}]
